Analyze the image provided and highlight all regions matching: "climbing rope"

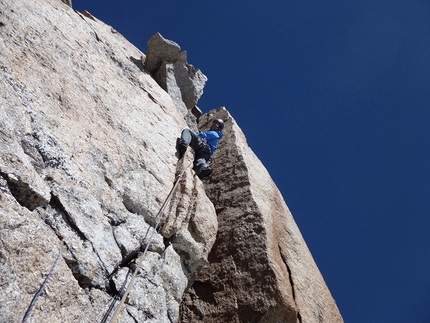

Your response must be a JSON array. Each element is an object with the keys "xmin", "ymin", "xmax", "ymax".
[
  {"xmin": 106, "ymin": 161, "xmax": 193, "ymax": 323},
  {"xmin": 100, "ymin": 269, "xmax": 132, "ymax": 323},
  {"xmin": 22, "ymin": 250, "xmax": 62, "ymax": 323}
]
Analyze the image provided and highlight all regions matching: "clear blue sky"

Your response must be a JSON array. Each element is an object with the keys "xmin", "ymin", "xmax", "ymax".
[{"xmin": 73, "ymin": 1, "xmax": 430, "ymax": 322}]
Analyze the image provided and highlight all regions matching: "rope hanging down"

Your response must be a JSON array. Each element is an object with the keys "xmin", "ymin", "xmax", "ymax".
[
  {"xmin": 22, "ymin": 250, "xmax": 62, "ymax": 323},
  {"xmin": 107, "ymin": 161, "xmax": 193, "ymax": 323}
]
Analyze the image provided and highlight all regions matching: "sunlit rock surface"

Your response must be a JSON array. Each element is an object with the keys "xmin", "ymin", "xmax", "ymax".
[{"xmin": 0, "ymin": 0, "xmax": 342, "ymax": 322}]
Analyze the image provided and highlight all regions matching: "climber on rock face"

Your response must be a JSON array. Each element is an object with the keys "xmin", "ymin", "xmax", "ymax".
[{"xmin": 176, "ymin": 119, "xmax": 224, "ymax": 179}]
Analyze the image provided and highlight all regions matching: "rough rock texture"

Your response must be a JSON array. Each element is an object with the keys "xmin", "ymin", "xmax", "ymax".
[
  {"xmin": 0, "ymin": 0, "xmax": 216, "ymax": 322},
  {"xmin": 145, "ymin": 32, "xmax": 181, "ymax": 76},
  {"xmin": 0, "ymin": 191, "xmax": 95, "ymax": 323},
  {"xmin": 179, "ymin": 108, "xmax": 343, "ymax": 323},
  {"xmin": 146, "ymin": 33, "xmax": 208, "ymax": 129},
  {"xmin": 60, "ymin": 0, "xmax": 72, "ymax": 8},
  {"xmin": 0, "ymin": 0, "xmax": 343, "ymax": 322}
]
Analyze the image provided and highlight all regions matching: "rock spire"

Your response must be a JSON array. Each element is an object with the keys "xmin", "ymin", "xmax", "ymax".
[
  {"xmin": 180, "ymin": 108, "xmax": 343, "ymax": 323},
  {"xmin": 0, "ymin": 0, "xmax": 343, "ymax": 322}
]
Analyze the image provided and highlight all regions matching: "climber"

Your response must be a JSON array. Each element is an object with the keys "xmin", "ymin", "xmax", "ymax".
[{"xmin": 176, "ymin": 119, "xmax": 224, "ymax": 179}]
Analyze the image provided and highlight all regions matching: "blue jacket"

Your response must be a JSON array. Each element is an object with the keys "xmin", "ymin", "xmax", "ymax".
[{"xmin": 197, "ymin": 130, "xmax": 223, "ymax": 156}]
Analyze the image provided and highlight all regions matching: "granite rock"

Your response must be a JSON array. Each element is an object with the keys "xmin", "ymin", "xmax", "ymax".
[
  {"xmin": 179, "ymin": 108, "xmax": 343, "ymax": 323},
  {"xmin": 0, "ymin": 0, "xmax": 217, "ymax": 321},
  {"xmin": 0, "ymin": 0, "xmax": 342, "ymax": 322},
  {"xmin": 147, "ymin": 33, "xmax": 207, "ymax": 128}
]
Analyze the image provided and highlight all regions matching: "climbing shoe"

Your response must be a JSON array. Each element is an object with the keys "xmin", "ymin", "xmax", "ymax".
[
  {"xmin": 197, "ymin": 166, "xmax": 212, "ymax": 179},
  {"xmin": 176, "ymin": 138, "xmax": 187, "ymax": 159}
]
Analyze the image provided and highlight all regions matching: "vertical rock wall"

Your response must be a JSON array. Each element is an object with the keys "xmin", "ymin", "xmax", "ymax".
[
  {"xmin": 0, "ymin": 0, "xmax": 217, "ymax": 322},
  {"xmin": 180, "ymin": 108, "xmax": 343, "ymax": 323},
  {"xmin": 0, "ymin": 0, "xmax": 343, "ymax": 322}
]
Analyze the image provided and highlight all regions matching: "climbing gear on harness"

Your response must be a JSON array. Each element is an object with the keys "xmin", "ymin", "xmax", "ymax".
[
  {"xmin": 106, "ymin": 161, "xmax": 193, "ymax": 323},
  {"xmin": 197, "ymin": 137, "xmax": 210, "ymax": 152},
  {"xmin": 22, "ymin": 250, "xmax": 62, "ymax": 323}
]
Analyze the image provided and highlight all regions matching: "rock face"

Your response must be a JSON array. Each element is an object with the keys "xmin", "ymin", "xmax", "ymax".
[
  {"xmin": 0, "ymin": 0, "xmax": 216, "ymax": 322},
  {"xmin": 0, "ymin": 0, "xmax": 343, "ymax": 322},
  {"xmin": 179, "ymin": 109, "xmax": 343, "ymax": 323},
  {"xmin": 145, "ymin": 33, "xmax": 207, "ymax": 130},
  {"xmin": 60, "ymin": 0, "xmax": 72, "ymax": 7}
]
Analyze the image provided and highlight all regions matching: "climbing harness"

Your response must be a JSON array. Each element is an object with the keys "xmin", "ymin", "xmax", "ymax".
[
  {"xmin": 22, "ymin": 250, "xmax": 62, "ymax": 323},
  {"xmin": 105, "ymin": 161, "xmax": 193, "ymax": 323}
]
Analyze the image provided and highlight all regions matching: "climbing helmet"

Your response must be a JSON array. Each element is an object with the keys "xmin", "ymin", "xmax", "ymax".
[{"xmin": 212, "ymin": 119, "xmax": 224, "ymax": 130}]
